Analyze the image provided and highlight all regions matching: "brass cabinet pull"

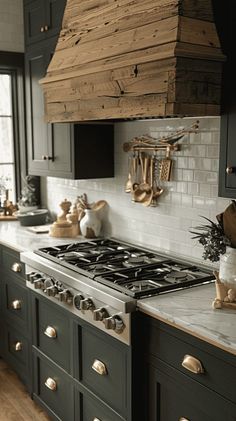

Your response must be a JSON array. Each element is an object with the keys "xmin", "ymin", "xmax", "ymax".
[
  {"xmin": 40, "ymin": 26, "xmax": 45, "ymax": 32},
  {"xmin": 45, "ymin": 377, "xmax": 57, "ymax": 391},
  {"xmin": 92, "ymin": 359, "xmax": 107, "ymax": 376},
  {"xmin": 182, "ymin": 354, "xmax": 204, "ymax": 374},
  {"xmin": 93, "ymin": 418, "xmax": 101, "ymax": 421},
  {"xmin": 179, "ymin": 418, "xmax": 190, "ymax": 421},
  {"xmin": 11, "ymin": 299, "xmax": 22, "ymax": 310},
  {"xmin": 44, "ymin": 25, "xmax": 49, "ymax": 31},
  {"xmin": 44, "ymin": 326, "xmax": 57, "ymax": 338},
  {"xmin": 14, "ymin": 341, "xmax": 23, "ymax": 351},
  {"xmin": 11, "ymin": 262, "xmax": 22, "ymax": 273},
  {"xmin": 226, "ymin": 166, "xmax": 236, "ymax": 174}
]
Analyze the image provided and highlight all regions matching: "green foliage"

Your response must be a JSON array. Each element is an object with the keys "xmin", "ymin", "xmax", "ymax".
[{"xmin": 190, "ymin": 216, "xmax": 231, "ymax": 262}]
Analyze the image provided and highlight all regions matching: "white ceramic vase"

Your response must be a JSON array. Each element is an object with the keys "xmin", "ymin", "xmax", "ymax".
[
  {"xmin": 80, "ymin": 209, "xmax": 101, "ymax": 238},
  {"xmin": 219, "ymin": 246, "xmax": 236, "ymax": 286}
]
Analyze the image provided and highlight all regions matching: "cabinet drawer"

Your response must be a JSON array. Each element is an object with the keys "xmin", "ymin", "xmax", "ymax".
[
  {"xmin": 2, "ymin": 322, "xmax": 30, "ymax": 390},
  {"xmin": 33, "ymin": 353, "xmax": 74, "ymax": 421},
  {"xmin": 2, "ymin": 247, "xmax": 25, "ymax": 279},
  {"xmin": 2, "ymin": 277, "xmax": 28, "ymax": 329},
  {"xmin": 146, "ymin": 318, "xmax": 236, "ymax": 404},
  {"xmin": 80, "ymin": 327, "xmax": 129, "ymax": 416},
  {"xmin": 148, "ymin": 357, "xmax": 236, "ymax": 421},
  {"xmin": 34, "ymin": 297, "xmax": 71, "ymax": 372},
  {"xmin": 75, "ymin": 389, "xmax": 124, "ymax": 421}
]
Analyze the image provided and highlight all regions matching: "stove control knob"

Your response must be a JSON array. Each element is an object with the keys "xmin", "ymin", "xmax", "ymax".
[
  {"xmin": 74, "ymin": 294, "xmax": 84, "ymax": 310},
  {"xmin": 93, "ymin": 307, "xmax": 109, "ymax": 321},
  {"xmin": 58, "ymin": 289, "xmax": 73, "ymax": 304},
  {"xmin": 80, "ymin": 298, "xmax": 95, "ymax": 311},
  {"xmin": 46, "ymin": 285, "xmax": 58, "ymax": 297},
  {"xmin": 44, "ymin": 277, "xmax": 55, "ymax": 289},
  {"xmin": 27, "ymin": 272, "xmax": 42, "ymax": 283},
  {"xmin": 33, "ymin": 278, "xmax": 45, "ymax": 289},
  {"xmin": 103, "ymin": 315, "xmax": 125, "ymax": 334}
]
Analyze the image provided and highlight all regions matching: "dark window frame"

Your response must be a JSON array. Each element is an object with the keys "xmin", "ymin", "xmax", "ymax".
[{"xmin": 0, "ymin": 52, "xmax": 26, "ymax": 203}]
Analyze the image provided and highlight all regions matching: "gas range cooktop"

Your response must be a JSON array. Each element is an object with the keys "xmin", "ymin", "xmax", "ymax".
[{"xmin": 35, "ymin": 239, "xmax": 214, "ymax": 299}]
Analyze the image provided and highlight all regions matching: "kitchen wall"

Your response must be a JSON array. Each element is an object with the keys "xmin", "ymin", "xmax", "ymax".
[
  {"xmin": 0, "ymin": 0, "xmax": 24, "ymax": 52},
  {"xmin": 41, "ymin": 116, "xmax": 231, "ymax": 264}
]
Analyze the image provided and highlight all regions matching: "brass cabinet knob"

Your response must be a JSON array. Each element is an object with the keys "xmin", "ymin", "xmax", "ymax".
[
  {"xmin": 226, "ymin": 166, "xmax": 236, "ymax": 174},
  {"xmin": 45, "ymin": 377, "xmax": 57, "ymax": 391},
  {"xmin": 47, "ymin": 156, "xmax": 53, "ymax": 160},
  {"xmin": 14, "ymin": 341, "xmax": 23, "ymax": 351},
  {"xmin": 11, "ymin": 299, "xmax": 22, "ymax": 310},
  {"xmin": 11, "ymin": 262, "xmax": 22, "ymax": 273},
  {"xmin": 182, "ymin": 354, "xmax": 204, "ymax": 374},
  {"xmin": 93, "ymin": 418, "xmax": 101, "ymax": 421},
  {"xmin": 40, "ymin": 26, "xmax": 45, "ymax": 32},
  {"xmin": 44, "ymin": 326, "xmax": 57, "ymax": 339},
  {"xmin": 179, "ymin": 418, "xmax": 190, "ymax": 421},
  {"xmin": 44, "ymin": 25, "xmax": 49, "ymax": 31},
  {"xmin": 42, "ymin": 155, "xmax": 47, "ymax": 160},
  {"xmin": 92, "ymin": 359, "xmax": 108, "ymax": 376}
]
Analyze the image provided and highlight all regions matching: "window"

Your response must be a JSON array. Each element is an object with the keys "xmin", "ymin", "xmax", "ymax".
[{"xmin": 0, "ymin": 72, "xmax": 16, "ymax": 205}]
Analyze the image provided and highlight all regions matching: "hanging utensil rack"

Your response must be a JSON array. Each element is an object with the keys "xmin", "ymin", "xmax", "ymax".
[
  {"xmin": 123, "ymin": 120, "xmax": 199, "ymax": 153},
  {"xmin": 123, "ymin": 120, "xmax": 199, "ymax": 207}
]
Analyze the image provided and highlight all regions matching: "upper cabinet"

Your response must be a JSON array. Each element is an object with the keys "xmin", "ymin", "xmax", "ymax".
[
  {"xmin": 24, "ymin": 0, "xmax": 66, "ymax": 46},
  {"xmin": 218, "ymin": 1, "xmax": 236, "ymax": 198},
  {"xmin": 24, "ymin": 0, "xmax": 114, "ymax": 179}
]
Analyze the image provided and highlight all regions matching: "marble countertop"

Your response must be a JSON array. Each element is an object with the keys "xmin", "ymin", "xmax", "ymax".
[
  {"xmin": 138, "ymin": 283, "xmax": 236, "ymax": 355},
  {"xmin": 0, "ymin": 221, "xmax": 235, "ymax": 355},
  {"xmin": 0, "ymin": 221, "xmax": 79, "ymax": 252}
]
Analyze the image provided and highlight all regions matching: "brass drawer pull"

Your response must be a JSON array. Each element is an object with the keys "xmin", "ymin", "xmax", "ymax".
[
  {"xmin": 182, "ymin": 354, "xmax": 204, "ymax": 374},
  {"xmin": 14, "ymin": 341, "xmax": 23, "ymax": 351},
  {"xmin": 92, "ymin": 359, "xmax": 107, "ymax": 376},
  {"xmin": 44, "ymin": 326, "xmax": 57, "ymax": 338},
  {"xmin": 93, "ymin": 418, "xmax": 101, "ymax": 421},
  {"xmin": 179, "ymin": 418, "xmax": 190, "ymax": 421},
  {"xmin": 11, "ymin": 299, "xmax": 22, "ymax": 310},
  {"xmin": 45, "ymin": 377, "xmax": 57, "ymax": 391},
  {"xmin": 11, "ymin": 262, "xmax": 22, "ymax": 273}
]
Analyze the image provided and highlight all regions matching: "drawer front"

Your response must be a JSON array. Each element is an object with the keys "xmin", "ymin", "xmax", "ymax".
[
  {"xmin": 2, "ymin": 247, "xmax": 25, "ymax": 279},
  {"xmin": 80, "ymin": 327, "xmax": 129, "ymax": 416},
  {"xmin": 33, "ymin": 353, "xmax": 74, "ymax": 421},
  {"xmin": 2, "ymin": 322, "xmax": 30, "ymax": 389},
  {"xmin": 35, "ymin": 298, "xmax": 71, "ymax": 372},
  {"xmin": 2, "ymin": 277, "xmax": 28, "ymax": 329},
  {"xmin": 148, "ymin": 357, "xmax": 236, "ymax": 421},
  {"xmin": 147, "ymin": 319, "xmax": 236, "ymax": 404},
  {"xmin": 75, "ymin": 390, "xmax": 124, "ymax": 421}
]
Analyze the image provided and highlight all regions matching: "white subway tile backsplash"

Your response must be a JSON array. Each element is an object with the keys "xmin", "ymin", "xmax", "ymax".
[{"xmin": 42, "ymin": 116, "xmax": 227, "ymax": 265}]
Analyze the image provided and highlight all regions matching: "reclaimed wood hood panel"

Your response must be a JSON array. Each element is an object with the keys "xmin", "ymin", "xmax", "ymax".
[{"xmin": 40, "ymin": 0, "xmax": 225, "ymax": 122}]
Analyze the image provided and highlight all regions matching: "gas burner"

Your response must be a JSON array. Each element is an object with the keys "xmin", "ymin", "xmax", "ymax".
[
  {"xmin": 124, "ymin": 279, "xmax": 167, "ymax": 292},
  {"xmin": 164, "ymin": 271, "xmax": 196, "ymax": 284}
]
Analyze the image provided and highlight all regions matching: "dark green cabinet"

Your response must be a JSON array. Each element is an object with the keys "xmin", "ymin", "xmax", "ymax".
[
  {"xmin": 24, "ymin": 0, "xmax": 114, "ymax": 179},
  {"xmin": 24, "ymin": 0, "xmax": 66, "ymax": 46},
  {"xmin": 138, "ymin": 314, "xmax": 236, "ymax": 421},
  {"xmin": 0, "ymin": 245, "xmax": 31, "ymax": 392},
  {"xmin": 216, "ymin": 1, "xmax": 236, "ymax": 197}
]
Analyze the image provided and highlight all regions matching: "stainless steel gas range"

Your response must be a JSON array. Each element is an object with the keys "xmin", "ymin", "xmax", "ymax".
[{"xmin": 21, "ymin": 238, "xmax": 214, "ymax": 345}]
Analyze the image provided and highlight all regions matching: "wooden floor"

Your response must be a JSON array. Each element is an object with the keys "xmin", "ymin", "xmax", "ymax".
[{"xmin": 0, "ymin": 359, "xmax": 51, "ymax": 421}]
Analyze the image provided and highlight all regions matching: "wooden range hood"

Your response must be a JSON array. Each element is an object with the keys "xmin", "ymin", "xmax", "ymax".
[{"xmin": 40, "ymin": 0, "xmax": 225, "ymax": 122}]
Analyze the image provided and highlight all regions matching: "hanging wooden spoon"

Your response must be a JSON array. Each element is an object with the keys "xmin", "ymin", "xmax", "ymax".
[
  {"xmin": 125, "ymin": 156, "xmax": 132, "ymax": 193},
  {"xmin": 133, "ymin": 155, "xmax": 151, "ymax": 202},
  {"xmin": 142, "ymin": 156, "xmax": 154, "ymax": 207}
]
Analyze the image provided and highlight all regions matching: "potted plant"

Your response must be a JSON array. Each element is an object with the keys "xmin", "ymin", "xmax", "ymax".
[{"xmin": 190, "ymin": 201, "xmax": 236, "ymax": 286}]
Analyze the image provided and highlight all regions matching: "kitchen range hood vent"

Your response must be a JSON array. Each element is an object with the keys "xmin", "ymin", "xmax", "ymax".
[{"xmin": 40, "ymin": 0, "xmax": 225, "ymax": 122}]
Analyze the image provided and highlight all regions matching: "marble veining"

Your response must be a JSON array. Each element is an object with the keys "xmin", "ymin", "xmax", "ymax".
[{"xmin": 138, "ymin": 283, "xmax": 236, "ymax": 355}]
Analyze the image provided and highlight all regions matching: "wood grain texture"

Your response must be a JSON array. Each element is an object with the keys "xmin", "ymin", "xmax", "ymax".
[
  {"xmin": 0, "ymin": 359, "xmax": 50, "ymax": 421},
  {"xmin": 41, "ymin": 0, "xmax": 225, "ymax": 121}
]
